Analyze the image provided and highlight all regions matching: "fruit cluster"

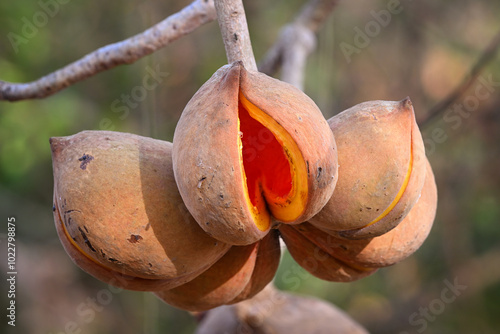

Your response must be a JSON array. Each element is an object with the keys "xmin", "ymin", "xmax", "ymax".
[{"xmin": 51, "ymin": 62, "xmax": 436, "ymax": 311}]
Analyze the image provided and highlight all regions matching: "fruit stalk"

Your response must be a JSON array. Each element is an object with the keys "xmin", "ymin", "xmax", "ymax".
[{"xmin": 215, "ymin": 0, "xmax": 258, "ymax": 71}]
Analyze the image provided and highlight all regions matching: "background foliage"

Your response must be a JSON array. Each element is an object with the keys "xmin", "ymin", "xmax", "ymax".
[{"xmin": 1, "ymin": 0, "xmax": 499, "ymax": 333}]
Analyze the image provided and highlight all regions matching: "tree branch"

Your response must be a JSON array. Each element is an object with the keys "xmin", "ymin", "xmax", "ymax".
[
  {"xmin": 0, "ymin": 0, "xmax": 337, "ymax": 102},
  {"xmin": 419, "ymin": 28, "xmax": 500, "ymax": 127},
  {"xmin": 259, "ymin": 0, "xmax": 340, "ymax": 89},
  {"xmin": 214, "ymin": 0, "xmax": 257, "ymax": 71},
  {"xmin": 0, "ymin": 0, "xmax": 216, "ymax": 102},
  {"xmin": 295, "ymin": 0, "xmax": 340, "ymax": 32}
]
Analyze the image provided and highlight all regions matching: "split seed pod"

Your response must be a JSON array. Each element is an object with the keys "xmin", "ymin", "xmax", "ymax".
[
  {"xmin": 281, "ymin": 159, "xmax": 437, "ymax": 271},
  {"xmin": 280, "ymin": 224, "xmax": 377, "ymax": 282},
  {"xmin": 155, "ymin": 230, "xmax": 280, "ymax": 311},
  {"xmin": 309, "ymin": 99, "xmax": 426, "ymax": 239},
  {"xmin": 229, "ymin": 230, "xmax": 282, "ymax": 304},
  {"xmin": 51, "ymin": 131, "xmax": 230, "ymax": 291},
  {"xmin": 173, "ymin": 62, "xmax": 338, "ymax": 245}
]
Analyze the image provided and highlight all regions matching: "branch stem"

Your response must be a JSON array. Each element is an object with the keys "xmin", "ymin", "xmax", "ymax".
[
  {"xmin": 0, "ymin": 0, "xmax": 216, "ymax": 101},
  {"xmin": 259, "ymin": 0, "xmax": 339, "ymax": 88},
  {"xmin": 214, "ymin": 0, "xmax": 257, "ymax": 71},
  {"xmin": 420, "ymin": 29, "xmax": 500, "ymax": 127},
  {"xmin": 295, "ymin": 0, "xmax": 340, "ymax": 32}
]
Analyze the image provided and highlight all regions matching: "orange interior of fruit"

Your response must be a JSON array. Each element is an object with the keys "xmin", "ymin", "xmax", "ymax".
[{"xmin": 238, "ymin": 92, "xmax": 308, "ymax": 231}]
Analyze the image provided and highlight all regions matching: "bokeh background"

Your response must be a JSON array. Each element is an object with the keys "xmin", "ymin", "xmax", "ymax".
[{"xmin": 1, "ymin": 0, "xmax": 499, "ymax": 333}]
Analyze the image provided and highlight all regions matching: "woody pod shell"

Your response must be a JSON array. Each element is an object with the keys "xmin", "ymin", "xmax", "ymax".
[
  {"xmin": 281, "ymin": 158, "xmax": 437, "ymax": 276},
  {"xmin": 309, "ymin": 99, "xmax": 426, "ymax": 239},
  {"xmin": 51, "ymin": 131, "xmax": 230, "ymax": 291},
  {"xmin": 173, "ymin": 62, "xmax": 338, "ymax": 245}
]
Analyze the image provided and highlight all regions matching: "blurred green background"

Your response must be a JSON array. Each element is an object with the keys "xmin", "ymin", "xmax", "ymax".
[{"xmin": 1, "ymin": 0, "xmax": 499, "ymax": 333}]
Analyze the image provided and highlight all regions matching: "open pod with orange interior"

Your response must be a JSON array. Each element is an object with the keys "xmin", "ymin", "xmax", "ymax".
[{"xmin": 173, "ymin": 61, "xmax": 338, "ymax": 245}]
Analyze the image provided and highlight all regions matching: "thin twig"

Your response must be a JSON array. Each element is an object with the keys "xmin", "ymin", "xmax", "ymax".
[
  {"xmin": 214, "ymin": 0, "xmax": 257, "ymax": 71},
  {"xmin": 295, "ymin": 0, "xmax": 340, "ymax": 32},
  {"xmin": 0, "ymin": 0, "xmax": 216, "ymax": 102},
  {"xmin": 419, "ymin": 29, "xmax": 500, "ymax": 127},
  {"xmin": 278, "ymin": 25, "xmax": 317, "ymax": 89},
  {"xmin": 0, "ymin": 0, "xmax": 336, "ymax": 102},
  {"xmin": 259, "ymin": 0, "xmax": 340, "ymax": 89}
]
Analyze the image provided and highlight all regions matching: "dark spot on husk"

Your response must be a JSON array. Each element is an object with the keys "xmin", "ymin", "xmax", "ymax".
[
  {"xmin": 128, "ymin": 234, "xmax": 143, "ymax": 243},
  {"xmin": 78, "ymin": 154, "xmax": 94, "ymax": 170},
  {"xmin": 198, "ymin": 176, "xmax": 207, "ymax": 188},
  {"xmin": 52, "ymin": 204, "xmax": 56, "ymax": 212},
  {"xmin": 65, "ymin": 217, "xmax": 72, "ymax": 227},
  {"xmin": 78, "ymin": 227, "xmax": 96, "ymax": 252},
  {"xmin": 316, "ymin": 167, "xmax": 323, "ymax": 180},
  {"xmin": 109, "ymin": 258, "xmax": 118, "ymax": 263}
]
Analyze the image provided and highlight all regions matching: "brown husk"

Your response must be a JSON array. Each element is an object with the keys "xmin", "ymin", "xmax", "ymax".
[
  {"xmin": 309, "ymin": 98, "xmax": 426, "ymax": 239},
  {"xmin": 51, "ymin": 131, "xmax": 230, "ymax": 291},
  {"xmin": 173, "ymin": 62, "xmax": 337, "ymax": 245}
]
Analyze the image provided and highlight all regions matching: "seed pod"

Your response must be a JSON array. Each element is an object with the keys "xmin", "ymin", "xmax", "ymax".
[
  {"xmin": 155, "ymin": 244, "xmax": 257, "ymax": 312},
  {"xmin": 155, "ymin": 231, "xmax": 281, "ymax": 311},
  {"xmin": 280, "ymin": 224, "xmax": 377, "ymax": 282},
  {"xmin": 283, "ymin": 159, "xmax": 436, "ymax": 271},
  {"xmin": 293, "ymin": 159, "xmax": 437, "ymax": 268},
  {"xmin": 51, "ymin": 131, "xmax": 230, "ymax": 291},
  {"xmin": 173, "ymin": 61, "xmax": 338, "ymax": 245},
  {"xmin": 230, "ymin": 230, "xmax": 281, "ymax": 304},
  {"xmin": 309, "ymin": 98, "xmax": 426, "ymax": 239},
  {"xmin": 196, "ymin": 284, "xmax": 369, "ymax": 334}
]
